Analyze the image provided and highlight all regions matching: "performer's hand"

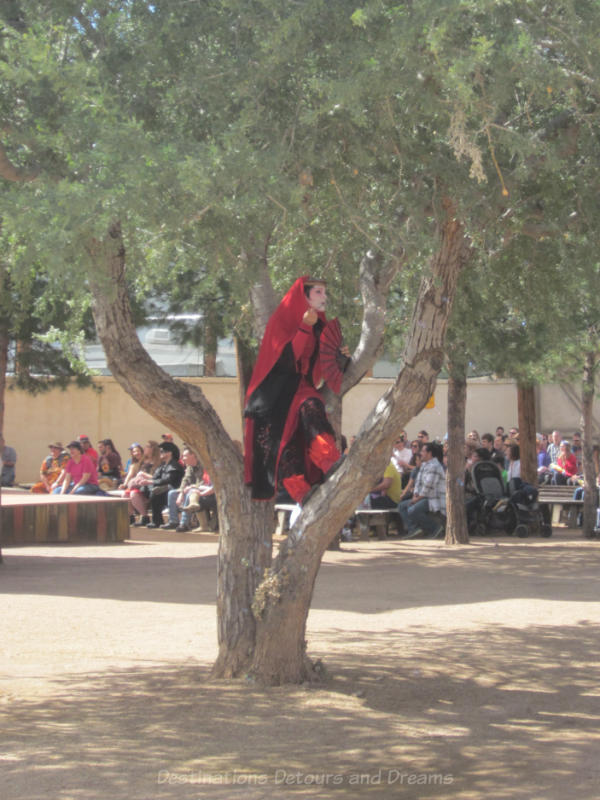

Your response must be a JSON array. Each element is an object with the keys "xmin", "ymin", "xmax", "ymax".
[{"xmin": 302, "ymin": 309, "xmax": 318, "ymax": 326}]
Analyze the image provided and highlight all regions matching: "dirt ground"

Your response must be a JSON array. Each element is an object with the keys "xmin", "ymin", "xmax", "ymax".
[{"xmin": 1, "ymin": 528, "xmax": 600, "ymax": 800}]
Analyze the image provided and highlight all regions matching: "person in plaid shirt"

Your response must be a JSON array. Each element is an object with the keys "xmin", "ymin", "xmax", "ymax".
[{"xmin": 398, "ymin": 442, "xmax": 446, "ymax": 536}]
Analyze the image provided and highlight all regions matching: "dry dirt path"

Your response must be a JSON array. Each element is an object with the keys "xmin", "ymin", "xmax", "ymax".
[{"xmin": 1, "ymin": 530, "xmax": 600, "ymax": 799}]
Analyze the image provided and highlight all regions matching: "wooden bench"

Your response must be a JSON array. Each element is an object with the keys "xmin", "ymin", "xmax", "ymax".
[
  {"xmin": 537, "ymin": 484, "xmax": 583, "ymax": 528},
  {"xmin": 354, "ymin": 508, "xmax": 403, "ymax": 540}
]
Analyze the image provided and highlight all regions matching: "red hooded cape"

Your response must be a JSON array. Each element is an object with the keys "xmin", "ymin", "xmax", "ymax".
[{"xmin": 243, "ymin": 276, "xmax": 327, "ymax": 497}]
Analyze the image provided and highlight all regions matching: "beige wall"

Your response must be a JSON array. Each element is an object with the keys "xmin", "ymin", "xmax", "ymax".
[{"xmin": 5, "ymin": 375, "xmax": 599, "ymax": 483}]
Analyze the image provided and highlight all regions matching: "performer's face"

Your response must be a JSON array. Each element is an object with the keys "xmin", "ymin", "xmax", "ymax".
[{"xmin": 307, "ymin": 283, "xmax": 327, "ymax": 311}]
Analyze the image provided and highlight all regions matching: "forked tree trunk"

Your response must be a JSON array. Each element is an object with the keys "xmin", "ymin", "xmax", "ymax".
[
  {"xmin": 445, "ymin": 356, "xmax": 469, "ymax": 544},
  {"xmin": 518, "ymin": 383, "xmax": 537, "ymax": 485},
  {"xmin": 581, "ymin": 349, "xmax": 598, "ymax": 538},
  {"xmin": 249, "ymin": 201, "xmax": 471, "ymax": 684}
]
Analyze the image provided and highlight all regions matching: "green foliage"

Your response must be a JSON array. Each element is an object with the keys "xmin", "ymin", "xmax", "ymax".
[{"xmin": 1, "ymin": 0, "xmax": 599, "ymax": 380}]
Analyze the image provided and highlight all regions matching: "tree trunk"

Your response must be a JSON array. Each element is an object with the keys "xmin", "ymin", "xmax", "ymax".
[
  {"xmin": 517, "ymin": 383, "xmax": 537, "ymax": 485},
  {"xmin": 87, "ymin": 221, "xmax": 271, "ymax": 676},
  {"xmin": 203, "ymin": 317, "xmax": 218, "ymax": 378},
  {"xmin": 0, "ymin": 331, "xmax": 7, "ymax": 563},
  {"xmin": 249, "ymin": 200, "xmax": 471, "ymax": 684},
  {"xmin": 445, "ymin": 357, "xmax": 469, "ymax": 544},
  {"xmin": 581, "ymin": 349, "xmax": 598, "ymax": 538}
]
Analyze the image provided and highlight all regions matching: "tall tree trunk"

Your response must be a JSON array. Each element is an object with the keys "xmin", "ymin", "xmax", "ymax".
[
  {"xmin": 518, "ymin": 383, "xmax": 537, "ymax": 485},
  {"xmin": 249, "ymin": 201, "xmax": 471, "ymax": 684},
  {"xmin": 581, "ymin": 349, "xmax": 598, "ymax": 539},
  {"xmin": 87, "ymin": 221, "xmax": 271, "ymax": 676},
  {"xmin": 0, "ymin": 332, "xmax": 7, "ymax": 564},
  {"xmin": 445, "ymin": 355, "xmax": 469, "ymax": 544},
  {"xmin": 203, "ymin": 318, "xmax": 218, "ymax": 378}
]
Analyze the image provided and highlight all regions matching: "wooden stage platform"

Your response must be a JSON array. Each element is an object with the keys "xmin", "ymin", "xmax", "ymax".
[{"xmin": 1, "ymin": 489, "xmax": 130, "ymax": 545}]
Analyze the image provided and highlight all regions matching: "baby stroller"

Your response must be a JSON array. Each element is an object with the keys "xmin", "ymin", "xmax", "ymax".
[{"xmin": 468, "ymin": 460, "xmax": 551, "ymax": 537}]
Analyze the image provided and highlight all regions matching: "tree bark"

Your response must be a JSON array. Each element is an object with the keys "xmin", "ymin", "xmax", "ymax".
[
  {"xmin": 581, "ymin": 349, "xmax": 598, "ymax": 538},
  {"xmin": 445, "ymin": 356, "xmax": 469, "ymax": 544},
  {"xmin": 518, "ymin": 383, "xmax": 537, "ymax": 485},
  {"xmin": 0, "ymin": 331, "xmax": 8, "ymax": 563},
  {"xmin": 249, "ymin": 201, "xmax": 471, "ymax": 684},
  {"xmin": 87, "ymin": 221, "xmax": 273, "ymax": 676},
  {"xmin": 85, "ymin": 220, "xmax": 407, "ymax": 681}
]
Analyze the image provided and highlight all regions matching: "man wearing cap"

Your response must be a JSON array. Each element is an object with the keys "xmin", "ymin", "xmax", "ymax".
[
  {"xmin": 78, "ymin": 434, "xmax": 99, "ymax": 466},
  {"xmin": 54, "ymin": 440, "xmax": 100, "ymax": 494},
  {"xmin": 31, "ymin": 442, "xmax": 68, "ymax": 493},
  {"xmin": 146, "ymin": 441, "xmax": 185, "ymax": 528}
]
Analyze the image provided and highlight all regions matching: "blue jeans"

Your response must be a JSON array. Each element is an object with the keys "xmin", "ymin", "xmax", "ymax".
[
  {"xmin": 52, "ymin": 483, "xmax": 101, "ymax": 495},
  {"xmin": 398, "ymin": 498, "xmax": 443, "ymax": 535},
  {"xmin": 167, "ymin": 489, "xmax": 181, "ymax": 525}
]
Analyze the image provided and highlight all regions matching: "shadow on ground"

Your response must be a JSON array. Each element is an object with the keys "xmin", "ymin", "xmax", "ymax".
[{"xmin": 2, "ymin": 622, "xmax": 600, "ymax": 800}]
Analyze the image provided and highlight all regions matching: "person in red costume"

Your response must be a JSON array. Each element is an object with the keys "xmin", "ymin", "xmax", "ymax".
[{"xmin": 244, "ymin": 276, "xmax": 349, "ymax": 503}]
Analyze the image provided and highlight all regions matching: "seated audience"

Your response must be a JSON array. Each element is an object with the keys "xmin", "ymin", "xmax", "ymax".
[
  {"xmin": 119, "ymin": 443, "xmax": 144, "ymax": 490},
  {"xmin": 162, "ymin": 446, "xmax": 204, "ymax": 531},
  {"xmin": 369, "ymin": 442, "xmax": 405, "ymax": 509},
  {"xmin": 31, "ymin": 442, "xmax": 68, "ymax": 493},
  {"xmin": 1, "ymin": 433, "xmax": 17, "ymax": 487},
  {"xmin": 97, "ymin": 438, "xmax": 124, "ymax": 490},
  {"xmin": 130, "ymin": 440, "xmax": 162, "ymax": 525},
  {"xmin": 53, "ymin": 440, "xmax": 100, "ymax": 494},
  {"xmin": 77, "ymin": 434, "xmax": 99, "ymax": 466},
  {"xmin": 549, "ymin": 440, "xmax": 578, "ymax": 486},
  {"xmin": 506, "ymin": 442, "xmax": 521, "ymax": 484},
  {"xmin": 186, "ymin": 471, "xmax": 218, "ymax": 531},
  {"xmin": 536, "ymin": 433, "xmax": 552, "ymax": 484},
  {"xmin": 146, "ymin": 441, "xmax": 185, "ymax": 529},
  {"xmin": 398, "ymin": 442, "xmax": 446, "ymax": 537}
]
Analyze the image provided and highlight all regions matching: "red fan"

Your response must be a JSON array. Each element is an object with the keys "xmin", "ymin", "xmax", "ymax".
[{"xmin": 319, "ymin": 317, "xmax": 348, "ymax": 394}]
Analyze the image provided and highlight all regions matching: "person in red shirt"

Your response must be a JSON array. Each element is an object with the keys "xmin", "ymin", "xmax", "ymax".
[
  {"xmin": 549, "ymin": 441, "xmax": 578, "ymax": 486},
  {"xmin": 78, "ymin": 434, "xmax": 99, "ymax": 466},
  {"xmin": 54, "ymin": 440, "xmax": 100, "ymax": 494}
]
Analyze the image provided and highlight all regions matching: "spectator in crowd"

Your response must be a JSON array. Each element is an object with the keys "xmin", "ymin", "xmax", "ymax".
[
  {"xmin": 119, "ymin": 443, "xmax": 144, "ymax": 490},
  {"xmin": 0, "ymin": 432, "xmax": 17, "ymax": 486},
  {"xmin": 391, "ymin": 434, "xmax": 414, "ymax": 487},
  {"xmin": 481, "ymin": 433, "xmax": 495, "ymax": 455},
  {"xmin": 31, "ymin": 442, "xmax": 68, "ymax": 493},
  {"xmin": 508, "ymin": 426, "xmax": 519, "ymax": 440},
  {"xmin": 536, "ymin": 433, "xmax": 553, "ymax": 484},
  {"xmin": 547, "ymin": 430, "xmax": 562, "ymax": 465},
  {"xmin": 54, "ymin": 440, "xmax": 100, "ymax": 494},
  {"xmin": 186, "ymin": 470, "xmax": 218, "ymax": 531},
  {"xmin": 78, "ymin": 434, "xmax": 99, "ymax": 466},
  {"xmin": 129, "ymin": 440, "xmax": 162, "ymax": 525},
  {"xmin": 397, "ymin": 449, "xmax": 422, "ymax": 503},
  {"xmin": 398, "ymin": 442, "xmax": 445, "ymax": 537},
  {"xmin": 417, "ymin": 430, "xmax": 429, "ymax": 443},
  {"xmin": 162, "ymin": 446, "xmax": 204, "ymax": 531},
  {"xmin": 506, "ymin": 442, "xmax": 521, "ymax": 484},
  {"xmin": 495, "ymin": 426, "xmax": 505, "ymax": 437},
  {"xmin": 467, "ymin": 430, "xmax": 481, "ymax": 446},
  {"xmin": 97, "ymin": 438, "xmax": 124, "ymax": 490},
  {"xmin": 369, "ymin": 440, "xmax": 406, "ymax": 509},
  {"xmin": 571, "ymin": 431, "xmax": 583, "ymax": 474},
  {"xmin": 146, "ymin": 441, "xmax": 184, "ymax": 529},
  {"xmin": 549, "ymin": 440, "xmax": 578, "ymax": 486}
]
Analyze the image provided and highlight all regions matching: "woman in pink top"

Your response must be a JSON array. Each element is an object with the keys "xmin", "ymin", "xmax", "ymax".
[{"xmin": 54, "ymin": 441, "xmax": 100, "ymax": 495}]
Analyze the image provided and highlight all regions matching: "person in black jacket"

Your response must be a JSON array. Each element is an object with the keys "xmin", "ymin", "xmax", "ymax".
[{"xmin": 147, "ymin": 441, "xmax": 184, "ymax": 529}]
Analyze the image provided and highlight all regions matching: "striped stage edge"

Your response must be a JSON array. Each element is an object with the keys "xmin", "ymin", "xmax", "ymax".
[{"xmin": 1, "ymin": 490, "xmax": 130, "ymax": 545}]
